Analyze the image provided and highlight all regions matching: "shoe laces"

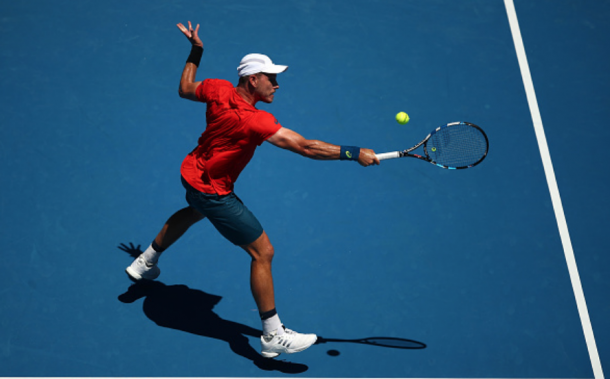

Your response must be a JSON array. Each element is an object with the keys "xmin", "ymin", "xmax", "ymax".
[
  {"xmin": 264, "ymin": 326, "xmax": 295, "ymax": 343},
  {"xmin": 138, "ymin": 256, "xmax": 156, "ymax": 268}
]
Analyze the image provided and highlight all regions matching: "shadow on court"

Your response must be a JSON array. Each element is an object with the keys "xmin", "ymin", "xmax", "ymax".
[
  {"xmin": 315, "ymin": 335, "xmax": 426, "ymax": 351},
  {"xmin": 117, "ymin": 243, "xmax": 308, "ymax": 374},
  {"xmin": 117, "ymin": 243, "xmax": 427, "ymax": 373}
]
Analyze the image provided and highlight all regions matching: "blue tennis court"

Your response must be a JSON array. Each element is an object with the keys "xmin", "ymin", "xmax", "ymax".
[{"xmin": 1, "ymin": 0, "xmax": 608, "ymax": 377}]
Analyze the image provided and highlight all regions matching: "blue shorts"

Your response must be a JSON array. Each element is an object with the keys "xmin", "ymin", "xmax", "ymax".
[{"xmin": 181, "ymin": 177, "xmax": 264, "ymax": 246}]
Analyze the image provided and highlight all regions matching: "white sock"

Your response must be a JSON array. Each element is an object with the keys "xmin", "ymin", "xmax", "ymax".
[
  {"xmin": 262, "ymin": 314, "xmax": 284, "ymax": 336},
  {"xmin": 142, "ymin": 244, "xmax": 162, "ymax": 264}
]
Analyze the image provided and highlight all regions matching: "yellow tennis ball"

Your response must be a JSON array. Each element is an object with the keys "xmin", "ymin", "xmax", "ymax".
[{"xmin": 396, "ymin": 112, "xmax": 410, "ymax": 125}]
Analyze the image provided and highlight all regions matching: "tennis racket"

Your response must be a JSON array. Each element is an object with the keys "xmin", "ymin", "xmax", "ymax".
[
  {"xmin": 376, "ymin": 121, "xmax": 489, "ymax": 169},
  {"xmin": 315, "ymin": 336, "xmax": 426, "ymax": 349}
]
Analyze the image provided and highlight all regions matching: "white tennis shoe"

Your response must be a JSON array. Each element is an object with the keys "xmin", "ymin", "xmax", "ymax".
[
  {"xmin": 125, "ymin": 255, "xmax": 160, "ymax": 281},
  {"xmin": 260, "ymin": 326, "xmax": 317, "ymax": 358}
]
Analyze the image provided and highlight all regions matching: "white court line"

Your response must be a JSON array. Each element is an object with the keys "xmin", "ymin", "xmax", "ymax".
[{"xmin": 503, "ymin": 1, "xmax": 605, "ymax": 378}]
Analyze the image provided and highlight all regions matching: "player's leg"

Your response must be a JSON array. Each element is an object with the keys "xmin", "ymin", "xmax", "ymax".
[
  {"xmin": 152, "ymin": 206, "xmax": 205, "ymax": 253},
  {"xmin": 241, "ymin": 232, "xmax": 317, "ymax": 358},
  {"xmin": 240, "ymin": 231, "xmax": 276, "ymax": 314},
  {"xmin": 126, "ymin": 206, "xmax": 204, "ymax": 281},
  {"xmin": 174, "ymin": 180, "xmax": 317, "ymax": 357}
]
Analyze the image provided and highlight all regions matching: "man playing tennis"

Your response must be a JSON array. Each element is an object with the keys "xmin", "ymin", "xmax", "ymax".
[{"xmin": 126, "ymin": 21, "xmax": 380, "ymax": 358}]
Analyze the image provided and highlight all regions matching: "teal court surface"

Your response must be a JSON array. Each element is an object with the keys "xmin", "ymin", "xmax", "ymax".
[{"xmin": 1, "ymin": 0, "xmax": 609, "ymax": 377}]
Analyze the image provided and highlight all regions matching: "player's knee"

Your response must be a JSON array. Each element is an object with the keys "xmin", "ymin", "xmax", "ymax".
[
  {"xmin": 242, "ymin": 231, "xmax": 274, "ymax": 263},
  {"xmin": 257, "ymin": 244, "xmax": 274, "ymax": 263}
]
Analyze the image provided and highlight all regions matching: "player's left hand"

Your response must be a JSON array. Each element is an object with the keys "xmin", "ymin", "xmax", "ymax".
[{"xmin": 177, "ymin": 21, "xmax": 203, "ymax": 48}]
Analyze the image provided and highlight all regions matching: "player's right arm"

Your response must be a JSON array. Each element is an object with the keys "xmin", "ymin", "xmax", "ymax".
[
  {"xmin": 177, "ymin": 21, "xmax": 204, "ymax": 101},
  {"xmin": 267, "ymin": 127, "xmax": 379, "ymax": 167}
]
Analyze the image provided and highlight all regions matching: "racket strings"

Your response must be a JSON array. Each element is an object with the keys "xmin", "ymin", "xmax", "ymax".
[{"xmin": 426, "ymin": 124, "xmax": 488, "ymax": 168}]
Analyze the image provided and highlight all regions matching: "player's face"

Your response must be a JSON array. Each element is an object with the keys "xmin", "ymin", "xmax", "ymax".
[{"xmin": 255, "ymin": 73, "xmax": 279, "ymax": 103}]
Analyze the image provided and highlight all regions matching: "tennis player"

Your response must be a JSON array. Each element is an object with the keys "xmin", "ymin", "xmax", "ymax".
[{"xmin": 126, "ymin": 21, "xmax": 380, "ymax": 358}]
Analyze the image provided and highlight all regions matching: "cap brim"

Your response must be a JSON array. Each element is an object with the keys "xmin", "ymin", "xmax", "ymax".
[{"xmin": 262, "ymin": 64, "xmax": 288, "ymax": 74}]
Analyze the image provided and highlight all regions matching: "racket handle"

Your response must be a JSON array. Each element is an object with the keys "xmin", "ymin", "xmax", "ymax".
[{"xmin": 375, "ymin": 151, "xmax": 401, "ymax": 161}]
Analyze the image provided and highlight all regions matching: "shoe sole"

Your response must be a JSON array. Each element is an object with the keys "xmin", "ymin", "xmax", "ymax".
[
  {"xmin": 125, "ymin": 267, "xmax": 142, "ymax": 281},
  {"xmin": 125, "ymin": 266, "xmax": 159, "ymax": 281},
  {"xmin": 261, "ymin": 335, "xmax": 317, "ymax": 358}
]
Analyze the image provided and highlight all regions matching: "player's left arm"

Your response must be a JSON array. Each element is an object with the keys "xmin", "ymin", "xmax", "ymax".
[
  {"xmin": 177, "ymin": 21, "xmax": 204, "ymax": 101},
  {"xmin": 267, "ymin": 127, "xmax": 379, "ymax": 167}
]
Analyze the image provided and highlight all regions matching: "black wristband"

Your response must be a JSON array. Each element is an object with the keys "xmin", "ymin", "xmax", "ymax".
[
  {"xmin": 186, "ymin": 45, "xmax": 204, "ymax": 67},
  {"xmin": 340, "ymin": 146, "xmax": 361, "ymax": 161}
]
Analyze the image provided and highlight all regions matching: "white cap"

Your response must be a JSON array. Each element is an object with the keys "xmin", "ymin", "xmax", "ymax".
[{"xmin": 237, "ymin": 53, "xmax": 288, "ymax": 77}]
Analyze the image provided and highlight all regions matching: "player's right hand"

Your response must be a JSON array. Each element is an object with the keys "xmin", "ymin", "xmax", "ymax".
[{"xmin": 358, "ymin": 148, "xmax": 380, "ymax": 167}]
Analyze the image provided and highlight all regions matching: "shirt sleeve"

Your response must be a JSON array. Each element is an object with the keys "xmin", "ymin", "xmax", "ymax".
[
  {"xmin": 196, "ymin": 79, "xmax": 233, "ymax": 103},
  {"xmin": 248, "ymin": 111, "xmax": 283, "ymax": 145}
]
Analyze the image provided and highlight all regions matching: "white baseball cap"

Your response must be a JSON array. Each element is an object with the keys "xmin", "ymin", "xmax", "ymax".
[{"xmin": 237, "ymin": 53, "xmax": 288, "ymax": 77}]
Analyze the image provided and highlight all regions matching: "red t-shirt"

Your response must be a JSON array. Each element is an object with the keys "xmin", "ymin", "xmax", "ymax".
[{"xmin": 180, "ymin": 79, "xmax": 282, "ymax": 195}]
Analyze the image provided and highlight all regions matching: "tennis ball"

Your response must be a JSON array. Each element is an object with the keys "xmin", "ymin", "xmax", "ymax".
[{"xmin": 396, "ymin": 112, "xmax": 410, "ymax": 125}]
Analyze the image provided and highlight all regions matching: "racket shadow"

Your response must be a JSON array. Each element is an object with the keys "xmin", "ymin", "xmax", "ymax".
[
  {"xmin": 315, "ymin": 336, "xmax": 427, "ymax": 350},
  {"xmin": 117, "ymin": 244, "xmax": 308, "ymax": 374}
]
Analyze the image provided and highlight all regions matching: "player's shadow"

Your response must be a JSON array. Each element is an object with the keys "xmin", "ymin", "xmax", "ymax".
[{"xmin": 117, "ymin": 243, "xmax": 307, "ymax": 374}]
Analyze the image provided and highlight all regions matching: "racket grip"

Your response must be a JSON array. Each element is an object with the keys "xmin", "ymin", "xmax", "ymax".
[{"xmin": 375, "ymin": 151, "xmax": 401, "ymax": 161}]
